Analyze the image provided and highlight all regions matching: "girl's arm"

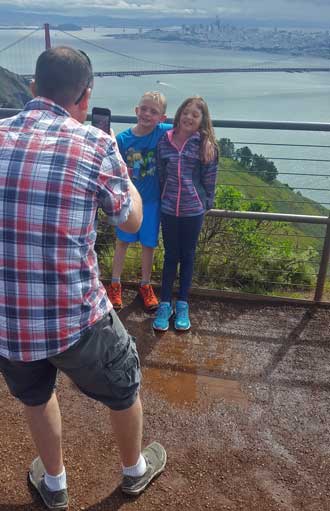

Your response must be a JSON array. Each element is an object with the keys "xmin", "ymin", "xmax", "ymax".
[
  {"xmin": 200, "ymin": 145, "xmax": 219, "ymax": 210},
  {"xmin": 156, "ymin": 141, "xmax": 167, "ymax": 192}
]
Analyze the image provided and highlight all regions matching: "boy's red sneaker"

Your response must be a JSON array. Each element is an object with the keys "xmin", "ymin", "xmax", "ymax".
[
  {"xmin": 138, "ymin": 284, "xmax": 159, "ymax": 311},
  {"xmin": 107, "ymin": 282, "xmax": 122, "ymax": 310}
]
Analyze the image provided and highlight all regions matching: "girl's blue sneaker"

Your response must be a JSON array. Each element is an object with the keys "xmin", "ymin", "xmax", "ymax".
[
  {"xmin": 153, "ymin": 302, "xmax": 173, "ymax": 331},
  {"xmin": 174, "ymin": 301, "xmax": 191, "ymax": 331}
]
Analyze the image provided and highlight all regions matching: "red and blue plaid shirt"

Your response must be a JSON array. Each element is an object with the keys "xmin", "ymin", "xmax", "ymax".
[{"xmin": 0, "ymin": 97, "xmax": 131, "ymax": 361}]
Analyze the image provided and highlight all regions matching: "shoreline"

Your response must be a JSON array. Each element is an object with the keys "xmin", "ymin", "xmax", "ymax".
[{"xmin": 109, "ymin": 33, "xmax": 330, "ymax": 61}]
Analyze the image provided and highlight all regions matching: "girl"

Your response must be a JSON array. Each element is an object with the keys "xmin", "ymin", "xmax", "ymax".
[{"xmin": 153, "ymin": 96, "xmax": 218, "ymax": 332}]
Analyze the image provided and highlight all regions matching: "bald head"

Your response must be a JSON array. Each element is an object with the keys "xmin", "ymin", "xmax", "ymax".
[{"xmin": 34, "ymin": 46, "xmax": 93, "ymax": 108}]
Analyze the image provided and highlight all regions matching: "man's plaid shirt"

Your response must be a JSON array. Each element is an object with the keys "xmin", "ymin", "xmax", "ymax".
[{"xmin": 0, "ymin": 97, "xmax": 132, "ymax": 361}]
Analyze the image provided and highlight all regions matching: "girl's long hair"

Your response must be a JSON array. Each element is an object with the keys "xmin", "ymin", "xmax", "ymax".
[{"xmin": 173, "ymin": 96, "xmax": 218, "ymax": 163}]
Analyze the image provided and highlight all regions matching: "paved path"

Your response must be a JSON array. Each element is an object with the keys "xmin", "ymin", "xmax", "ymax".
[{"xmin": 1, "ymin": 291, "xmax": 330, "ymax": 510}]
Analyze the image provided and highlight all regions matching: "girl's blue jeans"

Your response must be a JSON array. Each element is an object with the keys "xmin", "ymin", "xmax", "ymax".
[{"xmin": 160, "ymin": 212, "xmax": 204, "ymax": 302}]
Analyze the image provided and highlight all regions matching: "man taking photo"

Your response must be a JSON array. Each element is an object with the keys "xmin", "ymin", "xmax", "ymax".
[{"xmin": 0, "ymin": 46, "xmax": 166, "ymax": 510}]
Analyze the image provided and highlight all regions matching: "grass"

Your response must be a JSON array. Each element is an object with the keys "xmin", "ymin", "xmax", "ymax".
[{"xmin": 218, "ymin": 158, "xmax": 328, "ymax": 252}]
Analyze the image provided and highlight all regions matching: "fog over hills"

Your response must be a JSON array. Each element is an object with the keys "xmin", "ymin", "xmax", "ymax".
[
  {"xmin": 0, "ymin": 7, "xmax": 211, "ymax": 28},
  {"xmin": 0, "ymin": 4, "xmax": 329, "ymax": 30}
]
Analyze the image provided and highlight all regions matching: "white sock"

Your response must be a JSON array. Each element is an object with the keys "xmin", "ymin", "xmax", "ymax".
[
  {"xmin": 140, "ymin": 280, "xmax": 150, "ymax": 287},
  {"xmin": 44, "ymin": 467, "xmax": 67, "ymax": 491},
  {"xmin": 122, "ymin": 454, "xmax": 147, "ymax": 477}
]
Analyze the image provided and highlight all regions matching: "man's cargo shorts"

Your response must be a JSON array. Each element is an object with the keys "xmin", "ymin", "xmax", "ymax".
[{"xmin": 0, "ymin": 309, "xmax": 141, "ymax": 411}]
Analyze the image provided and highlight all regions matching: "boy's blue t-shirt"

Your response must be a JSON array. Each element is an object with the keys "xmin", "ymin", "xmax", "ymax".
[{"xmin": 116, "ymin": 123, "xmax": 172, "ymax": 203}]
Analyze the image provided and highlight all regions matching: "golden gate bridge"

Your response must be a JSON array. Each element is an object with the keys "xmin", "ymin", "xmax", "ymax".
[{"xmin": 19, "ymin": 66, "xmax": 330, "ymax": 80}]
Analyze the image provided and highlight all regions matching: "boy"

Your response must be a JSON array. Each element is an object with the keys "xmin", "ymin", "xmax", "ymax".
[{"xmin": 108, "ymin": 92, "xmax": 172, "ymax": 310}]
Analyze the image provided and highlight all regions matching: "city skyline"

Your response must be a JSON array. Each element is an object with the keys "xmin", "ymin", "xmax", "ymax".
[{"xmin": 0, "ymin": 0, "xmax": 329, "ymax": 27}]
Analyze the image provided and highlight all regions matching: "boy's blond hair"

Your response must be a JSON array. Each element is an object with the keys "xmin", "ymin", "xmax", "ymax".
[{"xmin": 139, "ymin": 91, "xmax": 167, "ymax": 114}]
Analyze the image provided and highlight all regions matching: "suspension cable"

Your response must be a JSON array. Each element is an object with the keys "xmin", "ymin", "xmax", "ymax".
[
  {"xmin": 0, "ymin": 27, "xmax": 41, "ymax": 55},
  {"xmin": 56, "ymin": 28, "xmax": 190, "ymax": 69}
]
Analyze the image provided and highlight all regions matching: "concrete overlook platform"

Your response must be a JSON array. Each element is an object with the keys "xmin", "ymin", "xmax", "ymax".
[{"xmin": 1, "ymin": 289, "xmax": 330, "ymax": 510}]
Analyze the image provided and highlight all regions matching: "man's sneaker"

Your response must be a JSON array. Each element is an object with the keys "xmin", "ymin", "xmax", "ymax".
[
  {"xmin": 152, "ymin": 302, "xmax": 173, "ymax": 331},
  {"xmin": 29, "ymin": 457, "xmax": 68, "ymax": 510},
  {"xmin": 174, "ymin": 300, "xmax": 191, "ymax": 331},
  {"xmin": 107, "ymin": 282, "xmax": 122, "ymax": 310},
  {"xmin": 122, "ymin": 442, "xmax": 167, "ymax": 496},
  {"xmin": 138, "ymin": 284, "xmax": 159, "ymax": 311}
]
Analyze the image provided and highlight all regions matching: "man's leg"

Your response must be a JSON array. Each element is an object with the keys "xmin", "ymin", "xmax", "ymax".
[
  {"xmin": 25, "ymin": 379, "xmax": 143, "ymax": 471},
  {"xmin": 51, "ymin": 312, "xmax": 166, "ymax": 495},
  {"xmin": 110, "ymin": 394, "xmax": 143, "ymax": 467},
  {"xmin": 0, "ymin": 355, "xmax": 68, "ymax": 507},
  {"xmin": 24, "ymin": 392, "xmax": 63, "ymax": 476},
  {"xmin": 0, "ymin": 355, "xmax": 61, "ymax": 475},
  {"xmin": 111, "ymin": 393, "xmax": 166, "ymax": 497}
]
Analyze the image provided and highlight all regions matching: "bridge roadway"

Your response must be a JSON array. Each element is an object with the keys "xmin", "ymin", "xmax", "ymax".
[{"xmin": 20, "ymin": 66, "xmax": 330, "ymax": 79}]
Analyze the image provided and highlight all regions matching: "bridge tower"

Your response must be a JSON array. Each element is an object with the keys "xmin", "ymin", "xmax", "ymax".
[{"xmin": 44, "ymin": 23, "xmax": 51, "ymax": 50}]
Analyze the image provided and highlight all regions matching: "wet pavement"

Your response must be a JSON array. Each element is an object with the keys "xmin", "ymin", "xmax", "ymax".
[{"xmin": 1, "ymin": 289, "xmax": 330, "ymax": 510}]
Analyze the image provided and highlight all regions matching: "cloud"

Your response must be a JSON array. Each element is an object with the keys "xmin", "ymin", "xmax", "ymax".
[
  {"xmin": 1, "ymin": 0, "xmax": 330, "ymax": 24},
  {"xmin": 1, "ymin": 0, "xmax": 216, "ymax": 16}
]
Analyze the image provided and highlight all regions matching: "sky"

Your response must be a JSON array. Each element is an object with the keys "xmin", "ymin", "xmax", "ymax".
[{"xmin": 0, "ymin": 0, "xmax": 329, "ymax": 27}]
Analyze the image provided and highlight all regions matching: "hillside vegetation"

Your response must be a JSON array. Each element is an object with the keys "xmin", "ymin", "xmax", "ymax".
[{"xmin": 218, "ymin": 156, "xmax": 328, "ymax": 252}]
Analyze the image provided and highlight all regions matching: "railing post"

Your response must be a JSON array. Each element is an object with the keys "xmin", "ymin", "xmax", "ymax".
[
  {"xmin": 314, "ymin": 214, "xmax": 330, "ymax": 303},
  {"xmin": 44, "ymin": 23, "xmax": 51, "ymax": 50}
]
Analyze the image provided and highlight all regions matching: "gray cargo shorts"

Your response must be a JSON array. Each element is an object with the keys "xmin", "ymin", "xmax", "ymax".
[{"xmin": 0, "ymin": 309, "xmax": 141, "ymax": 410}]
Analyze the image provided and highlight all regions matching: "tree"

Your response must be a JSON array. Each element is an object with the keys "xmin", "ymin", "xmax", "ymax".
[
  {"xmin": 219, "ymin": 138, "xmax": 235, "ymax": 158},
  {"xmin": 250, "ymin": 153, "xmax": 266, "ymax": 177},
  {"xmin": 235, "ymin": 146, "xmax": 253, "ymax": 168},
  {"xmin": 263, "ymin": 160, "xmax": 278, "ymax": 183},
  {"xmin": 250, "ymin": 154, "xmax": 278, "ymax": 183}
]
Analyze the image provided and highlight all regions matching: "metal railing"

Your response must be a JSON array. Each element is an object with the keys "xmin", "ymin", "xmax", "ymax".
[
  {"xmin": 1, "ymin": 108, "xmax": 330, "ymax": 303},
  {"xmin": 207, "ymin": 209, "xmax": 330, "ymax": 303},
  {"xmin": 1, "ymin": 110, "xmax": 330, "ymax": 132}
]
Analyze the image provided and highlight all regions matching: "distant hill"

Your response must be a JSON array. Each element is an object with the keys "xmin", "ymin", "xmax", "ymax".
[
  {"xmin": 0, "ymin": 66, "xmax": 32, "ymax": 108},
  {"xmin": 52, "ymin": 24, "xmax": 82, "ymax": 31}
]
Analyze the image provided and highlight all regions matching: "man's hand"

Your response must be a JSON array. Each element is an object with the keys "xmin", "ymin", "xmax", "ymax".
[{"xmin": 119, "ymin": 178, "xmax": 142, "ymax": 233}]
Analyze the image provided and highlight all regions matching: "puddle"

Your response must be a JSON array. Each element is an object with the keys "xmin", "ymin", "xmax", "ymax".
[
  {"xmin": 142, "ymin": 366, "xmax": 248, "ymax": 408},
  {"xmin": 149, "ymin": 332, "xmax": 232, "ymax": 372}
]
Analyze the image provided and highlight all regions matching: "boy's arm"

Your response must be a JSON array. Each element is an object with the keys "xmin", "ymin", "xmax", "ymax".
[
  {"xmin": 116, "ymin": 130, "xmax": 134, "ymax": 178},
  {"xmin": 115, "ymin": 131, "xmax": 125, "ymax": 159}
]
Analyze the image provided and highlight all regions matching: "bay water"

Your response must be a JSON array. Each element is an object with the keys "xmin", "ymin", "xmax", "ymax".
[{"xmin": 0, "ymin": 26, "xmax": 330, "ymax": 206}]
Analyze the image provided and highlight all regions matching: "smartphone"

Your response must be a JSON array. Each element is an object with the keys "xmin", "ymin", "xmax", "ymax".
[{"xmin": 91, "ymin": 107, "xmax": 111, "ymax": 133}]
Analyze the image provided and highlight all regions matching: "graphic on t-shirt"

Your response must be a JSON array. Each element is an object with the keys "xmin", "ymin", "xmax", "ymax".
[{"xmin": 126, "ymin": 147, "xmax": 156, "ymax": 180}]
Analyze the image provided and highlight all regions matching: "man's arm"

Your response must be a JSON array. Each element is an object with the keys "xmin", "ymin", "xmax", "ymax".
[
  {"xmin": 118, "ymin": 178, "xmax": 142, "ymax": 233},
  {"xmin": 97, "ymin": 134, "xmax": 142, "ymax": 231}
]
